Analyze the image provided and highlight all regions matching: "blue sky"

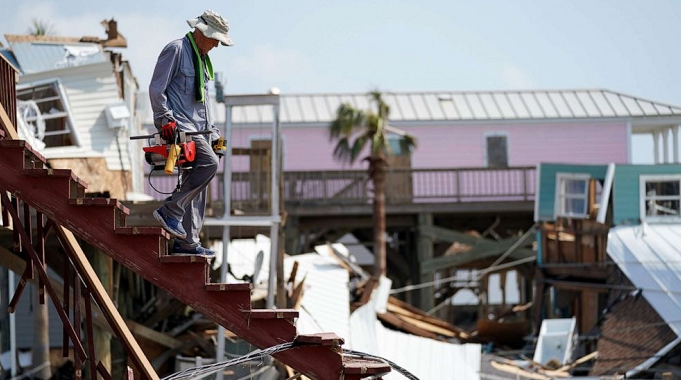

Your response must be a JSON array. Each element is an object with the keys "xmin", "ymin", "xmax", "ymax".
[{"xmin": 2, "ymin": 0, "xmax": 680, "ymax": 162}]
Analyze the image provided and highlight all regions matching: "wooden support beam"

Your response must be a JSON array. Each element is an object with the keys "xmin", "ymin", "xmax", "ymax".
[
  {"xmin": 0, "ymin": 102, "xmax": 19, "ymax": 140},
  {"xmin": 421, "ymin": 238, "xmax": 534, "ymax": 273},
  {"xmin": 126, "ymin": 320, "xmax": 182, "ymax": 349},
  {"xmin": 416, "ymin": 213, "xmax": 434, "ymax": 311},
  {"xmin": 53, "ymin": 224, "xmax": 159, "ymax": 380}
]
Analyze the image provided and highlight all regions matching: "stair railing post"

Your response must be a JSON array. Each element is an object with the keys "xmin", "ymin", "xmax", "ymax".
[
  {"xmin": 267, "ymin": 102, "xmax": 281, "ymax": 309},
  {"xmin": 216, "ymin": 103, "xmax": 233, "ymax": 379}
]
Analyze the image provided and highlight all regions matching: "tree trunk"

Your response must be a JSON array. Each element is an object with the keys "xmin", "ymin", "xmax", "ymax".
[
  {"xmin": 32, "ymin": 287, "xmax": 52, "ymax": 379},
  {"xmin": 371, "ymin": 157, "xmax": 387, "ymax": 277}
]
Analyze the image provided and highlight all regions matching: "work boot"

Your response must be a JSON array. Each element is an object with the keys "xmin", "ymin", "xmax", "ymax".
[
  {"xmin": 172, "ymin": 242, "xmax": 215, "ymax": 257},
  {"xmin": 153, "ymin": 208, "xmax": 187, "ymax": 239}
]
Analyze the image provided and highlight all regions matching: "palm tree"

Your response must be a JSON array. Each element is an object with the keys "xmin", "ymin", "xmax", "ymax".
[
  {"xmin": 329, "ymin": 91, "xmax": 416, "ymax": 276},
  {"xmin": 28, "ymin": 19, "xmax": 55, "ymax": 36}
]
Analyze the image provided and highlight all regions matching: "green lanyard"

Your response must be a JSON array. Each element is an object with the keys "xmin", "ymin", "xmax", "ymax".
[{"xmin": 186, "ymin": 32, "xmax": 214, "ymax": 103}]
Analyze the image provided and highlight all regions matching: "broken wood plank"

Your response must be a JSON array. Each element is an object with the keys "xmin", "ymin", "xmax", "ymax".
[
  {"xmin": 0, "ymin": 102, "xmax": 19, "ymax": 140},
  {"xmin": 489, "ymin": 360, "xmax": 550, "ymax": 380},
  {"xmin": 555, "ymin": 351, "xmax": 598, "ymax": 372},
  {"xmin": 125, "ymin": 320, "xmax": 182, "ymax": 349},
  {"xmin": 377, "ymin": 312, "xmax": 443, "ymax": 341}
]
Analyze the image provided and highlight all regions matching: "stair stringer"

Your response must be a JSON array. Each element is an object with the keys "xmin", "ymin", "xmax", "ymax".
[{"xmin": 0, "ymin": 142, "xmax": 347, "ymax": 380}]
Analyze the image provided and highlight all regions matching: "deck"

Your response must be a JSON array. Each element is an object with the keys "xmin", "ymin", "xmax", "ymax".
[{"xmin": 145, "ymin": 166, "xmax": 537, "ymax": 216}]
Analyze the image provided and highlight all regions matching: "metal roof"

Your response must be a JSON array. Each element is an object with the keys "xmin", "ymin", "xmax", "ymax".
[
  {"xmin": 225, "ymin": 90, "xmax": 681, "ymax": 124},
  {"xmin": 137, "ymin": 89, "xmax": 681, "ymax": 126},
  {"xmin": 607, "ymin": 224, "xmax": 681, "ymax": 375},
  {"xmin": 5, "ymin": 35, "xmax": 106, "ymax": 74}
]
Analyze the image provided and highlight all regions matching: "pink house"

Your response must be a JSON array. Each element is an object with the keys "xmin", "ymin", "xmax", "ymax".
[
  {"xmin": 139, "ymin": 89, "xmax": 681, "ymax": 203},
  {"xmin": 221, "ymin": 89, "xmax": 681, "ymax": 170}
]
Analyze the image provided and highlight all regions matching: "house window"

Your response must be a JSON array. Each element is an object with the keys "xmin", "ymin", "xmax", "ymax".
[
  {"xmin": 555, "ymin": 173, "xmax": 590, "ymax": 218},
  {"xmin": 485, "ymin": 133, "xmax": 508, "ymax": 168},
  {"xmin": 640, "ymin": 175, "xmax": 681, "ymax": 222},
  {"xmin": 16, "ymin": 80, "xmax": 77, "ymax": 148}
]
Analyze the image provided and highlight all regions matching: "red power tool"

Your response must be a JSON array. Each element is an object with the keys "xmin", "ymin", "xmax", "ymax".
[{"xmin": 130, "ymin": 130, "xmax": 211, "ymax": 173}]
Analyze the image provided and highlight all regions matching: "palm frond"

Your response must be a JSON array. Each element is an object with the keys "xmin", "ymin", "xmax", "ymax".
[
  {"xmin": 332, "ymin": 137, "xmax": 352, "ymax": 162},
  {"xmin": 329, "ymin": 103, "xmax": 365, "ymax": 140},
  {"xmin": 350, "ymin": 133, "xmax": 370, "ymax": 163},
  {"xmin": 400, "ymin": 133, "xmax": 417, "ymax": 152}
]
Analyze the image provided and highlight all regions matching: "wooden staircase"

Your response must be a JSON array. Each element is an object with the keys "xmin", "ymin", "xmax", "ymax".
[{"xmin": 0, "ymin": 138, "xmax": 390, "ymax": 380}]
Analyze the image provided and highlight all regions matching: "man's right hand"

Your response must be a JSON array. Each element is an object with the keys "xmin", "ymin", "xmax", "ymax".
[{"xmin": 160, "ymin": 120, "xmax": 177, "ymax": 142}]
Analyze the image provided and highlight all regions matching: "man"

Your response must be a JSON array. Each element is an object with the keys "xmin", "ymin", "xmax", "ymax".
[{"xmin": 149, "ymin": 10, "xmax": 233, "ymax": 256}]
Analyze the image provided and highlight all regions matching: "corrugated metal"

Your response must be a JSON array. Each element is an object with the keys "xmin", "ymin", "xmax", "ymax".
[
  {"xmin": 140, "ymin": 89, "xmax": 681, "ymax": 126},
  {"xmin": 607, "ymin": 225, "xmax": 681, "ymax": 373},
  {"xmin": 284, "ymin": 253, "xmax": 350, "ymax": 340},
  {"xmin": 8, "ymin": 41, "xmax": 105, "ymax": 75},
  {"xmin": 19, "ymin": 61, "xmax": 132, "ymax": 171},
  {"xmin": 349, "ymin": 303, "xmax": 481, "ymax": 380},
  {"xmin": 608, "ymin": 225, "xmax": 681, "ymax": 335}
]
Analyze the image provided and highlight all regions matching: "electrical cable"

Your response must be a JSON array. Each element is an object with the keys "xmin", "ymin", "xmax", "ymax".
[{"xmin": 160, "ymin": 342, "xmax": 419, "ymax": 380}]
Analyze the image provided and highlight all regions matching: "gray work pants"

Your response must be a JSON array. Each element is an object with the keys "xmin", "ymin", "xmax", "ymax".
[{"xmin": 161, "ymin": 138, "xmax": 218, "ymax": 248}]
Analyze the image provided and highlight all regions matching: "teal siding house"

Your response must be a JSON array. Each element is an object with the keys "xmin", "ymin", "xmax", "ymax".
[
  {"xmin": 533, "ymin": 163, "xmax": 681, "ymax": 376},
  {"xmin": 535, "ymin": 163, "xmax": 681, "ymax": 226}
]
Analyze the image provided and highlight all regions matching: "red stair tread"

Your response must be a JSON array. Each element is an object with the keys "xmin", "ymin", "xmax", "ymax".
[
  {"xmin": 115, "ymin": 226, "xmax": 170, "ymax": 239},
  {"xmin": 245, "ymin": 309, "xmax": 299, "ymax": 319},
  {"xmin": 22, "ymin": 168, "xmax": 88, "ymax": 187},
  {"xmin": 69, "ymin": 198, "xmax": 130, "ymax": 214},
  {"xmin": 296, "ymin": 333, "xmax": 345, "ymax": 346},
  {"xmin": 343, "ymin": 358, "xmax": 391, "ymax": 375},
  {"xmin": 159, "ymin": 255, "xmax": 211, "ymax": 264},
  {"xmin": 0, "ymin": 140, "xmax": 47, "ymax": 165},
  {"xmin": 206, "ymin": 283, "xmax": 252, "ymax": 291}
]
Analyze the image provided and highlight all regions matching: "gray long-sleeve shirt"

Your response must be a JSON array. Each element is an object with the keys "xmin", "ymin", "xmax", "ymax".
[{"xmin": 149, "ymin": 36, "xmax": 217, "ymax": 140}]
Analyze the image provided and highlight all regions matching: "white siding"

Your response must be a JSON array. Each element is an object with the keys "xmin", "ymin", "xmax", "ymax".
[{"xmin": 19, "ymin": 61, "xmax": 132, "ymax": 171}]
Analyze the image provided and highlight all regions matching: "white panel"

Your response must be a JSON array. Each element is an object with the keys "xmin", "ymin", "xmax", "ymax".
[
  {"xmin": 506, "ymin": 92, "xmax": 531, "ymax": 119},
  {"xmin": 297, "ymin": 96, "xmax": 318, "ymax": 122},
  {"xmin": 352, "ymin": 94, "xmax": 371, "ymax": 114},
  {"xmin": 492, "ymin": 93, "xmax": 517, "ymax": 118},
  {"xmin": 286, "ymin": 254, "xmax": 350, "ymax": 339},
  {"xmin": 283, "ymin": 96, "xmax": 302, "ymax": 123},
  {"xmin": 478, "ymin": 93, "xmax": 502, "ymax": 119},
  {"xmin": 437, "ymin": 94, "xmax": 459, "ymax": 119},
  {"xmin": 452, "ymin": 94, "xmax": 474, "ymax": 119},
  {"xmin": 422, "ymin": 94, "xmax": 446, "ymax": 120},
  {"xmin": 547, "ymin": 92, "xmax": 572, "ymax": 117},
  {"xmin": 464, "ymin": 94, "xmax": 486, "ymax": 119},
  {"xmin": 608, "ymin": 226, "xmax": 681, "ymax": 335},
  {"xmin": 383, "ymin": 94, "xmax": 403, "ymax": 120},
  {"xmin": 620, "ymin": 96, "xmax": 645, "ymax": 117},
  {"xmin": 575, "ymin": 91, "xmax": 602, "ymax": 117},
  {"xmin": 534, "ymin": 92, "xmax": 560, "ymax": 118},
  {"xmin": 519, "ymin": 93, "xmax": 544, "ymax": 118},
  {"xmin": 562, "ymin": 92, "xmax": 588, "ymax": 117},
  {"xmin": 311, "ymin": 95, "xmax": 332, "ymax": 121},
  {"xmin": 324, "ymin": 95, "xmax": 343, "ymax": 121},
  {"xmin": 603, "ymin": 91, "xmax": 630, "ymax": 116},
  {"xmin": 395, "ymin": 94, "xmax": 416, "ymax": 120},
  {"xmin": 410, "ymin": 94, "xmax": 433, "ymax": 120}
]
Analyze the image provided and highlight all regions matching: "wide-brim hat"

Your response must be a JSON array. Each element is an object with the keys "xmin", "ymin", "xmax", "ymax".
[{"xmin": 187, "ymin": 10, "xmax": 233, "ymax": 46}]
